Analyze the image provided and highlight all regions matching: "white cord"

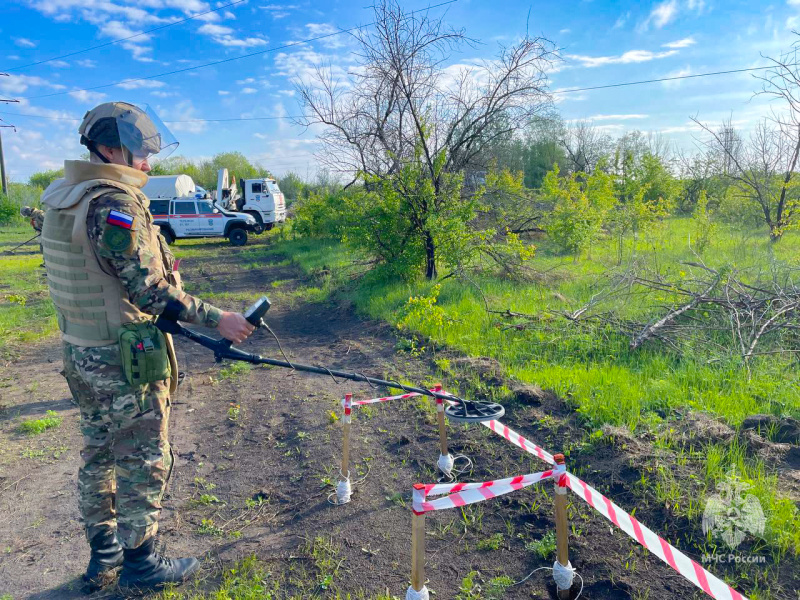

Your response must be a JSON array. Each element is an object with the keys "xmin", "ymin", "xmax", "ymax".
[
  {"xmin": 405, "ymin": 585, "xmax": 429, "ymax": 600},
  {"xmin": 512, "ymin": 565, "xmax": 583, "ymax": 599},
  {"xmin": 436, "ymin": 454, "xmax": 473, "ymax": 482},
  {"xmin": 327, "ymin": 464, "xmax": 371, "ymax": 506}
]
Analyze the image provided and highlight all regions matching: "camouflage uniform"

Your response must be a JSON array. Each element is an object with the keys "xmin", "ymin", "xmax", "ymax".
[
  {"xmin": 60, "ymin": 190, "xmax": 222, "ymax": 549},
  {"xmin": 20, "ymin": 206, "xmax": 45, "ymax": 232}
]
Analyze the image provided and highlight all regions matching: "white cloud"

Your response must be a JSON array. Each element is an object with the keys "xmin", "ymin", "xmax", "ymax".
[
  {"xmin": 638, "ymin": 0, "xmax": 679, "ymax": 32},
  {"xmin": 115, "ymin": 79, "xmax": 166, "ymax": 89},
  {"xmin": 662, "ymin": 36, "xmax": 696, "ymax": 48},
  {"xmin": 305, "ymin": 23, "xmax": 346, "ymax": 48},
  {"xmin": 151, "ymin": 91, "xmax": 177, "ymax": 97},
  {"xmin": 0, "ymin": 74, "xmax": 66, "ymax": 95},
  {"xmin": 687, "ymin": 0, "xmax": 705, "ymax": 10},
  {"xmin": 76, "ymin": 59, "xmax": 97, "ymax": 68},
  {"xmin": 662, "ymin": 66, "xmax": 693, "ymax": 88},
  {"xmin": 159, "ymin": 99, "xmax": 207, "ymax": 134},
  {"xmin": 241, "ymin": 87, "xmax": 258, "ymax": 94},
  {"xmin": 567, "ymin": 49, "xmax": 678, "ymax": 68},
  {"xmin": 236, "ymin": 77, "xmax": 256, "ymax": 85},
  {"xmin": 68, "ymin": 90, "xmax": 107, "ymax": 102},
  {"xmin": 613, "ymin": 11, "xmax": 630, "ymax": 29},
  {"xmin": 6, "ymin": 55, "xmax": 21, "ymax": 60},
  {"xmin": 198, "ymin": 23, "xmax": 232, "ymax": 35},
  {"xmin": 559, "ymin": 28, "xmax": 571, "ymax": 35},
  {"xmin": 218, "ymin": 90, "xmax": 230, "ymax": 95},
  {"xmin": 198, "ymin": 22, "xmax": 267, "ymax": 47},
  {"xmin": 50, "ymin": 60, "xmax": 70, "ymax": 68},
  {"xmin": 15, "ymin": 37, "xmax": 37, "ymax": 48}
]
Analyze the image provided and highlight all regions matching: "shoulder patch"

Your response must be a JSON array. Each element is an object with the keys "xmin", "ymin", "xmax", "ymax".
[
  {"xmin": 103, "ymin": 226, "xmax": 135, "ymax": 254},
  {"xmin": 107, "ymin": 210, "xmax": 136, "ymax": 230}
]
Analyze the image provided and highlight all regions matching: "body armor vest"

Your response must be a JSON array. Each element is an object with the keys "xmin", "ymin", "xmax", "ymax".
[{"xmin": 41, "ymin": 160, "xmax": 179, "ymax": 390}]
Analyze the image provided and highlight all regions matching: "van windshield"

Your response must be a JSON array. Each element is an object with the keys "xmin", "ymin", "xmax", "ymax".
[{"xmin": 267, "ymin": 182, "xmax": 281, "ymax": 194}]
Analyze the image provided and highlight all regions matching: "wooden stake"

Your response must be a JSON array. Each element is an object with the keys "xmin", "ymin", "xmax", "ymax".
[
  {"xmin": 553, "ymin": 453, "xmax": 571, "ymax": 599},
  {"xmin": 410, "ymin": 485, "xmax": 426, "ymax": 593},
  {"xmin": 434, "ymin": 384, "xmax": 448, "ymax": 456},
  {"xmin": 341, "ymin": 393, "xmax": 352, "ymax": 477}
]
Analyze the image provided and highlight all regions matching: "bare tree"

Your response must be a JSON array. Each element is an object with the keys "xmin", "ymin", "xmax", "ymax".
[
  {"xmin": 295, "ymin": 0, "xmax": 558, "ymax": 278},
  {"xmin": 559, "ymin": 121, "xmax": 612, "ymax": 174},
  {"xmin": 694, "ymin": 117, "xmax": 800, "ymax": 240}
]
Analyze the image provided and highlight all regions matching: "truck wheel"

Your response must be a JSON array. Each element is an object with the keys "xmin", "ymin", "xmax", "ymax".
[
  {"xmin": 228, "ymin": 228, "xmax": 248, "ymax": 246},
  {"xmin": 264, "ymin": 222, "xmax": 274, "ymax": 231},
  {"xmin": 159, "ymin": 227, "xmax": 174, "ymax": 245},
  {"xmin": 246, "ymin": 212, "xmax": 265, "ymax": 234}
]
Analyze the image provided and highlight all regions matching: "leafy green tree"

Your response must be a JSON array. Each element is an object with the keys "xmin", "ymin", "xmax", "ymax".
[
  {"xmin": 543, "ymin": 164, "xmax": 616, "ymax": 257},
  {"xmin": 28, "ymin": 168, "xmax": 64, "ymax": 190},
  {"xmin": 277, "ymin": 171, "xmax": 305, "ymax": 204}
]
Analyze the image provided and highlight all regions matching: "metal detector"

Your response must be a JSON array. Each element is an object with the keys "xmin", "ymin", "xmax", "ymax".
[{"xmin": 156, "ymin": 296, "xmax": 505, "ymax": 423}]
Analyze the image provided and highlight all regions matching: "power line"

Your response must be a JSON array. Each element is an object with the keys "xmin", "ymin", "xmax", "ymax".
[
  {"xmin": 553, "ymin": 63, "xmax": 789, "ymax": 94},
  {"xmin": 2, "ymin": 0, "xmax": 248, "ymax": 73},
  {"xmin": 18, "ymin": 0, "xmax": 459, "ymax": 101}
]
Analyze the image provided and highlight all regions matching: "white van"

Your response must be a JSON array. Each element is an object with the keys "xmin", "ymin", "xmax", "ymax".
[{"xmin": 149, "ymin": 197, "xmax": 257, "ymax": 246}]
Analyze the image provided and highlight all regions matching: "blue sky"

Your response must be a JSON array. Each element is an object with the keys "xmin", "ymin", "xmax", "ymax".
[{"xmin": 1, "ymin": 0, "xmax": 799, "ymax": 182}]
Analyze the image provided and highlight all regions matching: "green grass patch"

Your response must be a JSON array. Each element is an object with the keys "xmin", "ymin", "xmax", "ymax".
[
  {"xmin": 219, "ymin": 362, "xmax": 251, "ymax": 380},
  {"xmin": 270, "ymin": 217, "xmax": 800, "ymax": 557},
  {"xmin": 18, "ymin": 410, "xmax": 62, "ymax": 435}
]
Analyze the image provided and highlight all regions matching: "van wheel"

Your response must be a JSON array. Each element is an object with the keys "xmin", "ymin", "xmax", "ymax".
[
  {"xmin": 246, "ymin": 212, "xmax": 264, "ymax": 234},
  {"xmin": 228, "ymin": 228, "xmax": 248, "ymax": 246},
  {"xmin": 159, "ymin": 227, "xmax": 174, "ymax": 245}
]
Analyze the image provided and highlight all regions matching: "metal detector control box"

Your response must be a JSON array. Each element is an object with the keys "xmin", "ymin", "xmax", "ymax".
[{"xmin": 244, "ymin": 296, "xmax": 271, "ymax": 327}]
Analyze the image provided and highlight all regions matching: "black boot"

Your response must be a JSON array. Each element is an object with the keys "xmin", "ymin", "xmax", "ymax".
[
  {"xmin": 83, "ymin": 529, "xmax": 124, "ymax": 592},
  {"xmin": 118, "ymin": 537, "xmax": 199, "ymax": 592}
]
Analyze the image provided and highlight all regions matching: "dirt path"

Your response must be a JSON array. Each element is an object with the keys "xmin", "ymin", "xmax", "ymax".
[{"xmin": 0, "ymin": 248, "xmax": 788, "ymax": 599}]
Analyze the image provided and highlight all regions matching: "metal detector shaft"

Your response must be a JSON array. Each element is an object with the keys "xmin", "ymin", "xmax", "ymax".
[
  {"xmin": 5, "ymin": 233, "xmax": 40, "ymax": 254},
  {"xmin": 157, "ymin": 315, "xmax": 505, "ymax": 422},
  {"xmin": 158, "ymin": 318, "xmax": 459, "ymax": 405}
]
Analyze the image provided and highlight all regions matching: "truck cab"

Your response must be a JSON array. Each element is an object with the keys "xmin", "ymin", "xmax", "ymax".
[
  {"xmin": 150, "ymin": 197, "xmax": 257, "ymax": 246},
  {"xmin": 230, "ymin": 177, "xmax": 286, "ymax": 234}
]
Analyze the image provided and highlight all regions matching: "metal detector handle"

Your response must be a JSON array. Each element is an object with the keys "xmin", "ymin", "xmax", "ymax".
[{"xmin": 219, "ymin": 295, "xmax": 271, "ymax": 349}]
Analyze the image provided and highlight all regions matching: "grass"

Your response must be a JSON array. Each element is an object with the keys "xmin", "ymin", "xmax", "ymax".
[
  {"xmin": 18, "ymin": 410, "xmax": 62, "ymax": 435},
  {"xmin": 263, "ymin": 217, "xmax": 800, "ymax": 560},
  {"xmin": 525, "ymin": 531, "xmax": 557, "ymax": 560},
  {"xmin": 0, "ymin": 226, "xmax": 57, "ymax": 352}
]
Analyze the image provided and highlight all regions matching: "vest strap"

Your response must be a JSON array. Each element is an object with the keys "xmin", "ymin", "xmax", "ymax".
[
  {"xmin": 50, "ymin": 291, "xmax": 105, "ymax": 308},
  {"xmin": 43, "ymin": 252, "xmax": 86, "ymax": 268},
  {"xmin": 47, "ymin": 280, "xmax": 103, "ymax": 295},
  {"xmin": 47, "ymin": 268, "xmax": 89, "ymax": 281},
  {"xmin": 42, "ymin": 239, "xmax": 83, "ymax": 254}
]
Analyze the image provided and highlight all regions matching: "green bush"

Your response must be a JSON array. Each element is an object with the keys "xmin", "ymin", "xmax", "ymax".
[
  {"xmin": 19, "ymin": 411, "xmax": 62, "ymax": 435},
  {"xmin": 0, "ymin": 192, "xmax": 21, "ymax": 226}
]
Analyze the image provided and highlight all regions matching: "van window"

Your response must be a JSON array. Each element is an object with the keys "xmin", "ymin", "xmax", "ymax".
[
  {"xmin": 251, "ymin": 182, "xmax": 263, "ymax": 194},
  {"xmin": 197, "ymin": 201, "xmax": 214, "ymax": 214},
  {"xmin": 174, "ymin": 201, "xmax": 197, "ymax": 215},
  {"xmin": 150, "ymin": 200, "xmax": 169, "ymax": 215}
]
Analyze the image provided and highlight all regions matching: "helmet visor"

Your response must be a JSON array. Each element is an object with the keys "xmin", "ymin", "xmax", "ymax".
[{"xmin": 115, "ymin": 104, "xmax": 179, "ymax": 160}]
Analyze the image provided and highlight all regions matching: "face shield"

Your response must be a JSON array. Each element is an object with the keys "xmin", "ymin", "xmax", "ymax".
[{"xmin": 114, "ymin": 104, "xmax": 179, "ymax": 163}]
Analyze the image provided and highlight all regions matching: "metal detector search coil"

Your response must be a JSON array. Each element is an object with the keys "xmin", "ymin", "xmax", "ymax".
[{"xmin": 155, "ymin": 293, "xmax": 505, "ymax": 423}]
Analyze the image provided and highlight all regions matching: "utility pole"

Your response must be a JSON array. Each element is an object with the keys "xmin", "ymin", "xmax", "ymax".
[
  {"xmin": 0, "ymin": 126, "xmax": 7, "ymax": 195},
  {"xmin": 0, "ymin": 73, "xmax": 20, "ymax": 196}
]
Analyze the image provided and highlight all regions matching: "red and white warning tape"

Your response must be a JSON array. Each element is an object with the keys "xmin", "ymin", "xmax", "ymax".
[
  {"xmin": 474, "ymin": 416, "xmax": 749, "ymax": 600},
  {"xmin": 412, "ymin": 469, "xmax": 555, "ymax": 514},
  {"xmin": 352, "ymin": 386, "xmax": 444, "ymax": 406},
  {"xmin": 563, "ymin": 472, "xmax": 746, "ymax": 600}
]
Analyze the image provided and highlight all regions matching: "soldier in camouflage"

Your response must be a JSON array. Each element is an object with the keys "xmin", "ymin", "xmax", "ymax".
[
  {"xmin": 40, "ymin": 102, "xmax": 255, "ymax": 593},
  {"xmin": 20, "ymin": 206, "xmax": 45, "ymax": 232}
]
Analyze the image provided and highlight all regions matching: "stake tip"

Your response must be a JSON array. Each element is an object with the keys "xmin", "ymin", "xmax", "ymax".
[{"xmin": 554, "ymin": 453, "xmax": 565, "ymax": 465}]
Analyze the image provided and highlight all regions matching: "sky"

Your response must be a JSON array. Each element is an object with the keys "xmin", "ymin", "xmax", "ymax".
[{"xmin": 1, "ymin": 0, "xmax": 800, "ymax": 182}]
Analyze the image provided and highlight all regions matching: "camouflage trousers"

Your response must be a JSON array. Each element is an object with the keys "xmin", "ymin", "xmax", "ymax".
[{"xmin": 62, "ymin": 342, "xmax": 173, "ymax": 549}]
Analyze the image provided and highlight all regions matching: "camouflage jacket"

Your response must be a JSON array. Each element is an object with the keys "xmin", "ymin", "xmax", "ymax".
[
  {"xmin": 86, "ymin": 192, "xmax": 223, "ymax": 328},
  {"xmin": 21, "ymin": 206, "xmax": 45, "ymax": 232}
]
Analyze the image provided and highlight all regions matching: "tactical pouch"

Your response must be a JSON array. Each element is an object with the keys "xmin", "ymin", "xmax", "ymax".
[{"xmin": 119, "ymin": 321, "xmax": 171, "ymax": 387}]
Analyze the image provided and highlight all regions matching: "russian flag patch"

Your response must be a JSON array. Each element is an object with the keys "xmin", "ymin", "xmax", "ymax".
[{"xmin": 107, "ymin": 210, "xmax": 135, "ymax": 229}]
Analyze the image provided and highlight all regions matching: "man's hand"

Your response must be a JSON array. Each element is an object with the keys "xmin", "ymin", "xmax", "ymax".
[{"xmin": 217, "ymin": 311, "xmax": 256, "ymax": 344}]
